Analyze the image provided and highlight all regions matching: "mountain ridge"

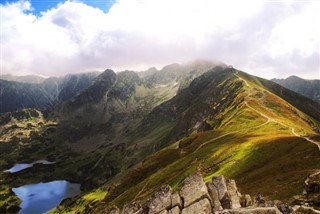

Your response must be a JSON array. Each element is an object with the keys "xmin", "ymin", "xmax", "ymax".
[
  {"xmin": 272, "ymin": 75, "xmax": 320, "ymax": 103},
  {"xmin": 48, "ymin": 65, "xmax": 320, "ymax": 213},
  {"xmin": 1, "ymin": 63, "xmax": 320, "ymax": 213},
  {"xmin": 0, "ymin": 72, "xmax": 100, "ymax": 113}
]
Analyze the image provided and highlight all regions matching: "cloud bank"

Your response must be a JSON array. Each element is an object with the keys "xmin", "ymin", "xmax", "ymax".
[{"xmin": 1, "ymin": 0, "xmax": 319, "ymax": 79}]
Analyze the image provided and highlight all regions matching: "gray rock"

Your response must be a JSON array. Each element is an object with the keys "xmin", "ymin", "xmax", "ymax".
[
  {"xmin": 240, "ymin": 194, "xmax": 252, "ymax": 207},
  {"xmin": 158, "ymin": 210, "xmax": 168, "ymax": 214},
  {"xmin": 179, "ymin": 173, "xmax": 211, "ymax": 207},
  {"xmin": 206, "ymin": 182, "xmax": 223, "ymax": 211},
  {"xmin": 181, "ymin": 198, "xmax": 212, "ymax": 214},
  {"xmin": 213, "ymin": 175, "xmax": 231, "ymax": 209},
  {"xmin": 171, "ymin": 192, "xmax": 182, "ymax": 208},
  {"xmin": 121, "ymin": 201, "xmax": 143, "ymax": 214},
  {"xmin": 216, "ymin": 207, "xmax": 282, "ymax": 214},
  {"xmin": 277, "ymin": 203, "xmax": 294, "ymax": 214},
  {"xmin": 255, "ymin": 193, "xmax": 266, "ymax": 207},
  {"xmin": 169, "ymin": 206, "xmax": 180, "ymax": 214},
  {"xmin": 227, "ymin": 179, "xmax": 241, "ymax": 209},
  {"xmin": 213, "ymin": 175, "xmax": 228, "ymax": 200},
  {"xmin": 306, "ymin": 182, "xmax": 320, "ymax": 193},
  {"xmin": 143, "ymin": 185, "xmax": 172, "ymax": 214},
  {"xmin": 109, "ymin": 207, "xmax": 120, "ymax": 214}
]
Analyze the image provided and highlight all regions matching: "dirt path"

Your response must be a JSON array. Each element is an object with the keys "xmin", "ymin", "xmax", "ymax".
[
  {"xmin": 235, "ymin": 74, "xmax": 320, "ymax": 203},
  {"xmin": 194, "ymin": 102, "xmax": 271, "ymax": 152},
  {"xmin": 235, "ymin": 74, "xmax": 249, "ymax": 87},
  {"xmin": 195, "ymin": 74, "xmax": 320, "ymax": 159},
  {"xmin": 236, "ymin": 74, "xmax": 320, "ymax": 150}
]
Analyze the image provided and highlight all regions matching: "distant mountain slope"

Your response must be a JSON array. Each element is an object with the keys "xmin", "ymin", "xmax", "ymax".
[
  {"xmin": 55, "ymin": 60, "xmax": 216, "ymax": 124},
  {"xmin": 272, "ymin": 76, "xmax": 320, "ymax": 103},
  {"xmin": 0, "ymin": 72, "xmax": 99, "ymax": 113},
  {"xmin": 0, "ymin": 80, "xmax": 54, "ymax": 113},
  {"xmin": 0, "ymin": 74, "xmax": 46, "ymax": 84}
]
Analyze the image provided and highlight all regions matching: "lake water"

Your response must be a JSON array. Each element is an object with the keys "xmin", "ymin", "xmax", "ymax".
[
  {"xmin": 4, "ymin": 160, "xmax": 55, "ymax": 173},
  {"xmin": 12, "ymin": 180, "xmax": 81, "ymax": 214}
]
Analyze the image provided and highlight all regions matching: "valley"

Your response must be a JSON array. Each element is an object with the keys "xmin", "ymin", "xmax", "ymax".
[{"xmin": 0, "ymin": 62, "xmax": 320, "ymax": 213}]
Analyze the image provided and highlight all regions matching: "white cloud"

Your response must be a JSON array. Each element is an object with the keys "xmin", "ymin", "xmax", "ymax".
[{"xmin": 1, "ymin": 0, "xmax": 319, "ymax": 79}]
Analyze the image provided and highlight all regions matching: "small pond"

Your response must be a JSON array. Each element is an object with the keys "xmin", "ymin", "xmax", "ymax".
[
  {"xmin": 4, "ymin": 160, "xmax": 55, "ymax": 173},
  {"xmin": 12, "ymin": 180, "xmax": 81, "ymax": 214}
]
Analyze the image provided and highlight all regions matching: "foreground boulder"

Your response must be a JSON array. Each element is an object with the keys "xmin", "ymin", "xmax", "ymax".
[
  {"xmin": 171, "ymin": 192, "xmax": 182, "ymax": 208},
  {"xmin": 226, "ymin": 179, "xmax": 242, "ymax": 209},
  {"xmin": 207, "ymin": 182, "xmax": 223, "ymax": 211},
  {"xmin": 181, "ymin": 198, "xmax": 212, "ymax": 214},
  {"xmin": 121, "ymin": 201, "xmax": 143, "ymax": 214},
  {"xmin": 179, "ymin": 173, "xmax": 212, "ymax": 207},
  {"xmin": 216, "ymin": 207, "xmax": 282, "ymax": 214},
  {"xmin": 109, "ymin": 207, "xmax": 120, "ymax": 214},
  {"xmin": 143, "ymin": 185, "xmax": 172, "ymax": 214},
  {"xmin": 109, "ymin": 174, "xmax": 284, "ymax": 214},
  {"xmin": 240, "ymin": 194, "xmax": 253, "ymax": 207},
  {"xmin": 212, "ymin": 175, "xmax": 232, "ymax": 209}
]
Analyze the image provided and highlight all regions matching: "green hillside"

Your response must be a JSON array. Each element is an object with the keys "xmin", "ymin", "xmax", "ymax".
[
  {"xmin": 52, "ymin": 67, "xmax": 320, "ymax": 213},
  {"xmin": 1, "ymin": 64, "xmax": 320, "ymax": 213}
]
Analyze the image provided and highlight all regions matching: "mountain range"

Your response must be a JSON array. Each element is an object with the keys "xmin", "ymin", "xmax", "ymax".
[
  {"xmin": 0, "ymin": 72, "xmax": 99, "ymax": 113},
  {"xmin": 0, "ymin": 61, "xmax": 319, "ymax": 213},
  {"xmin": 272, "ymin": 75, "xmax": 320, "ymax": 103}
]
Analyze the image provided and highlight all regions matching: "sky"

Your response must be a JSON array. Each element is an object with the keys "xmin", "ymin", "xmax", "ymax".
[{"xmin": 1, "ymin": 0, "xmax": 320, "ymax": 79}]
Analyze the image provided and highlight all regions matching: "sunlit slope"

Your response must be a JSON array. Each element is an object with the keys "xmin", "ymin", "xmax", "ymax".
[{"xmin": 54, "ymin": 67, "xmax": 320, "ymax": 213}]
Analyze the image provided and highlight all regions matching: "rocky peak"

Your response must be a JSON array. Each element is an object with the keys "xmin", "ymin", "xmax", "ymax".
[
  {"xmin": 66, "ymin": 69, "xmax": 117, "ymax": 108},
  {"xmin": 101, "ymin": 69, "xmax": 117, "ymax": 78}
]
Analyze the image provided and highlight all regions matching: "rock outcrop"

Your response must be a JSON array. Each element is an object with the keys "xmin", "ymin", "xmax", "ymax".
[
  {"xmin": 144, "ymin": 185, "xmax": 173, "ymax": 214},
  {"xmin": 108, "ymin": 173, "xmax": 284, "ymax": 214},
  {"xmin": 179, "ymin": 173, "xmax": 212, "ymax": 207},
  {"xmin": 121, "ymin": 201, "xmax": 143, "ymax": 214}
]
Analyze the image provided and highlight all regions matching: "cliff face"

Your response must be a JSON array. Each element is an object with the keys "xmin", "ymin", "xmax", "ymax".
[{"xmin": 106, "ymin": 173, "xmax": 285, "ymax": 214}]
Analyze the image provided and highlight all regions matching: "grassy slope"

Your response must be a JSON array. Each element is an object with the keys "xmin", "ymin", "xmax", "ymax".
[
  {"xmin": 52, "ymin": 70, "xmax": 320, "ymax": 213},
  {"xmin": 3, "ymin": 68, "xmax": 320, "ymax": 213}
]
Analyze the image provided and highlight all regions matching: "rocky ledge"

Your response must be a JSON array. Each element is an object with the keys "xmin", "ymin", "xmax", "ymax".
[{"xmin": 106, "ymin": 173, "xmax": 294, "ymax": 214}]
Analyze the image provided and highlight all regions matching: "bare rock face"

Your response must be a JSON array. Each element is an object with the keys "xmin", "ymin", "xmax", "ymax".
[
  {"xmin": 169, "ymin": 206, "xmax": 180, "ymax": 214},
  {"xmin": 158, "ymin": 210, "xmax": 168, "ymax": 214},
  {"xmin": 255, "ymin": 193, "xmax": 266, "ymax": 207},
  {"xmin": 216, "ymin": 207, "xmax": 282, "ymax": 214},
  {"xmin": 181, "ymin": 198, "xmax": 212, "ymax": 214},
  {"xmin": 240, "ymin": 194, "xmax": 253, "ymax": 207},
  {"xmin": 143, "ymin": 185, "xmax": 172, "ymax": 214},
  {"xmin": 226, "ymin": 179, "xmax": 241, "ymax": 209},
  {"xmin": 121, "ymin": 201, "xmax": 143, "ymax": 214},
  {"xmin": 171, "ymin": 192, "xmax": 182, "ymax": 208},
  {"xmin": 277, "ymin": 203, "xmax": 294, "ymax": 214},
  {"xmin": 179, "ymin": 173, "xmax": 211, "ymax": 207},
  {"xmin": 116, "ymin": 174, "xmax": 283, "ymax": 214},
  {"xmin": 109, "ymin": 207, "xmax": 120, "ymax": 214},
  {"xmin": 206, "ymin": 182, "xmax": 223, "ymax": 211},
  {"xmin": 213, "ymin": 175, "xmax": 231, "ymax": 209},
  {"xmin": 212, "ymin": 175, "xmax": 228, "ymax": 200}
]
